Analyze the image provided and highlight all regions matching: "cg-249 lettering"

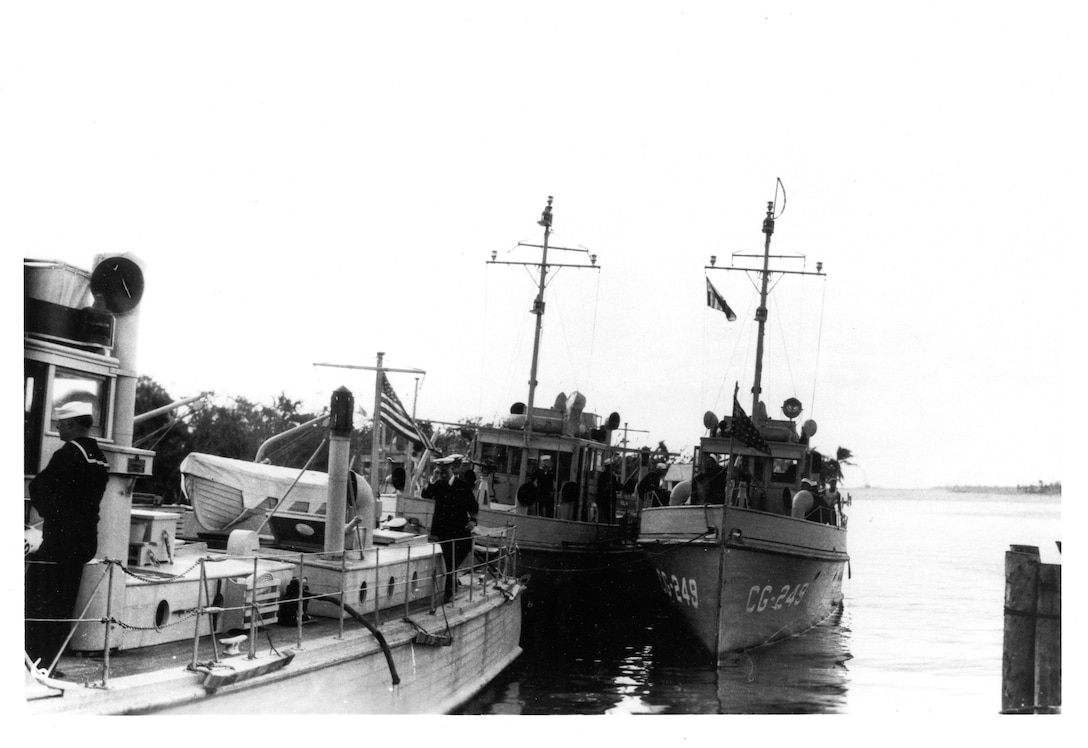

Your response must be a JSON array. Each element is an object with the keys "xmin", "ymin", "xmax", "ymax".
[
  {"xmin": 746, "ymin": 582, "xmax": 809, "ymax": 613},
  {"xmin": 656, "ymin": 569, "xmax": 698, "ymax": 609}
]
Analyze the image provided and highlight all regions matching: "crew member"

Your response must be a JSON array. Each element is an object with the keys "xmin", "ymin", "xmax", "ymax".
[
  {"xmin": 421, "ymin": 456, "xmax": 479, "ymax": 603},
  {"xmin": 25, "ymin": 401, "xmax": 109, "ymax": 672},
  {"xmin": 826, "ymin": 479, "xmax": 843, "ymax": 523}
]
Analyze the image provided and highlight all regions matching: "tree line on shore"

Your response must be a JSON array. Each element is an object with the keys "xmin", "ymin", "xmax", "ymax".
[
  {"xmin": 133, "ymin": 376, "xmax": 675, "ymax": 504},
  {"xmin": 132, "ymin": 376, "xmax": 475, "ymax": 503},
  {"xmin": 945, "ymin": 481, "xmax": 1061, "ymax": 495}
]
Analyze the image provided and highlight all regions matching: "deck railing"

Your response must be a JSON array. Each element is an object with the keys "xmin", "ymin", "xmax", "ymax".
[{"xmin": 24, "ymin": 525, "xmax": 519, "ymax": 688}]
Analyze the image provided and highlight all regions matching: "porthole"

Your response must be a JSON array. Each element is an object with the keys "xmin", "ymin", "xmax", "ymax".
[
  {"xmin": 387, "ymin": 576, "xmax": 396, "ymax": 598},
  {"xmin": 155, "ymin": 599, "xmax": 171, "ymax": 629},
  {"xmin": 358, "ymin": 580, "xmax": 368, "ymax": 605}
]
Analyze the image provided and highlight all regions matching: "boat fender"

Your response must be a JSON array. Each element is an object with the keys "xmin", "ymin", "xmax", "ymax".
[
  {"xmin": 702, "ymin": 411, "xmax": 719, "ymax": 432},
  {"xmin": 560, "ymin": 481, "xmax": 579, "ymax": 503},
  {"xmin": 280, "ymin": 578, "xmax": 311, "ymax": 625},
  {"xmin": 391, "ymin": 467, "xmax": 406, "ymax": 491}
]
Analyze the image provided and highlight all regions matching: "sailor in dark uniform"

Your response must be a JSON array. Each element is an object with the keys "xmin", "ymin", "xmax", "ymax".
[
  {"xmin": 25, "ymin": 400, "xmax": 109, "ymax": 671},
  {"xmin": 421, "ymin": 456, "xmax": 479, "ymax": 603}
]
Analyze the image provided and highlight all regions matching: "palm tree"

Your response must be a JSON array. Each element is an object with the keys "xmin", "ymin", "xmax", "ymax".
[{"xmin": 820, "ymin": 446, "xmax": 855, "ymax": 485}]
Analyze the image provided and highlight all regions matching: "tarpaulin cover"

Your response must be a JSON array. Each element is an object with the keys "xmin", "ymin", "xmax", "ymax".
[{"xmin": 180, "ymin": 452, "xmax": 368, "ymax": 511}]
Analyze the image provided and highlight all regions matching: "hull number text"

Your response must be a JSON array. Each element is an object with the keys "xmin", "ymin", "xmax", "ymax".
[
  {"xmin": 746, "ymin": 582, "xmax": 810, "ymax": 614},
  {"xmin": 656, "ymin": 570, "xmax": 699, "ymax": 609}
]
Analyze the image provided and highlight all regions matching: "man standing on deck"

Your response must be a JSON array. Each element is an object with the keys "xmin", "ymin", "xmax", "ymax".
[
  {"xmin": 25, "ymin": 401, "xmax": 109, "ymax": 671},
  {"xmin": 422, "ymin": 456, "xmax": 479, "ymax": 603}
]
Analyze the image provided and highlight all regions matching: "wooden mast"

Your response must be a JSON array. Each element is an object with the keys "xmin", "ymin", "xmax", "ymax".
[
  {"xmin": 751, "ymin": 201, "xmax": 775, "ymax": 420},
  {"xmin": 520, "ymin": 196, "xmax": 553, "ymax": 487},
  {"xmin": 486, "ymin": 197, "xmax": 600, "ymax": 493},
  {"xmin": 313, "ymin": 356, "xmax": 426, "ymax": 498}
]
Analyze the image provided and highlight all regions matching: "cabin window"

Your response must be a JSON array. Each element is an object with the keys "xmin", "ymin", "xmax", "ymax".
[
  {"xmin": 772, "ymin": 458, "xmax": 799, "ymax": 484},
  {"xmin": 479, "ymin": 441, "xmax": 509, "ymax": 472},
  {"xmin": 752, "ymin": 457, "xmax": 768, "ymax": 484},
  {"xmin": 288, "ymin": 501, "xmax": 309, "ymax": 513},
  {"xmin": 557, "ymin": 451, "xmax": 574, "ymax": 483},
  {"xmin": 51, "ymin": 367, "xmax": 109, "ymax": 439},
  {"xmin": 507, "ymin": 447, "xmax": 523, "ymax": 476}
]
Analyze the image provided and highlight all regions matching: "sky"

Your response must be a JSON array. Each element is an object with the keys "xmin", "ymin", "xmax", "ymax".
[{"xmin": 6, "ymin": 1, "xmax": 1079, "ymax": 490}]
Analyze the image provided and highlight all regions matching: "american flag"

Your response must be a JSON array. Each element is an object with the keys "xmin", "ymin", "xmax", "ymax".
[
  {"xmin": 706, "ymin": 277, "xmax": 736, "ymax": 321},
  {"xmin": 730, "ymin": 396, "xmax": 772, "ymax": 455},
  {"xmin": 380, "ymin": 373, "xmax": 435, "ymax": 451}
]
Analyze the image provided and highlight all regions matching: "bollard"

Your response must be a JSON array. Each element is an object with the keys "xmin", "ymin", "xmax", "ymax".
[
  {"xmin": 1002, "ymin": 545, "xmax": 1039, "ymax": 713},
  {"xmin": 1034, "ymin": 562, "xmax": 1061, "ymax": 712}
]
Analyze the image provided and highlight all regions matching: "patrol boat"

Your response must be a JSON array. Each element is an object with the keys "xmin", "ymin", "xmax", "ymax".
[
  {"xmin": 24, "ymin": 255, "xmax": 523, "ymax": 713},
  {"xmin": 636, "ymin": 194, "xmax": 851, "ymax": 661},
  {"xmin": 393, "ymin": 198, "xmax": 649, "ymax": 602}
]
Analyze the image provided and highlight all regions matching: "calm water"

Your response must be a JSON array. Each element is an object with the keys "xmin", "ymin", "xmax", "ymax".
[{"xmin": 457, "ymin": 489, "xmax": 1062, "ymax": 715}]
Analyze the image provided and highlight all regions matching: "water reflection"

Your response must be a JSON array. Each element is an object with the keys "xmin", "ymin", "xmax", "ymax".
[{"xmin": 458, "ymin": 593, "xmax": 853, "ymax": 714}]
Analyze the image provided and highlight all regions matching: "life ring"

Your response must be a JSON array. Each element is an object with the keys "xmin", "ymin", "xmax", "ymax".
[
  {"xmin": 516, "ymin": 482, "xmax": 537, "ymax": 506},
  {"xmin": 560, "ymin": 481, "xmax": 579, "ymax": 503}
]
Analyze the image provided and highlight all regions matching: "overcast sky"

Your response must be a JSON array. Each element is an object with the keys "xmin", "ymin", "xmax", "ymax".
[{"xmin": 7, "ymin": 2, "xmax": 1076, "ymax": 490}]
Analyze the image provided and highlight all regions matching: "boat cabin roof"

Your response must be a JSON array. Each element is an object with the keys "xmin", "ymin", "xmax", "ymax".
[
  {"xmin": 474, "ymin": 425, "xmax": 608, "ymax": 454},
  {"xmin": 700, "ymin": 437, "xmax": 808, "ymax": 461}
]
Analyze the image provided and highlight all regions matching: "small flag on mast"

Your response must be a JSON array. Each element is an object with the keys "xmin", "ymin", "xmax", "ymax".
[
  {"xmin": 380, "ymin": 373, "xmax": 435, "ymax": 452},
  {"xmin": 706, "ymin": 277, "xmax": 736, "ymax": 321}
]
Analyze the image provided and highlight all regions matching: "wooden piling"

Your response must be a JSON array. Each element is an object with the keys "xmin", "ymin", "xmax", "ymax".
[
  {"xmin": 1002, "ymin": 543, "xmax": 1061, "ymax": 714},
  {"xmin": 1034, "ymin": 561, "xmax": 1061, "ymax": 712},
  {"xmin": 1001, "ymin": 545, "xmax": 1039, "ymax": 714}
]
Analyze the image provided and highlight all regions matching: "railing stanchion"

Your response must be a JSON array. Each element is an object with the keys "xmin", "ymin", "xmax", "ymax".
[
  {"xmin": 192, "ymin": 559, "xmax": 206, "ymax": 668},
  {"xmin": 404, "ymin": 545, "xmax": 412, "ymax": 618},
  {"xmin": 469, "ymin": 533, "xmax": 475, "ymax": 602},
  {"xmin": 374, "ymin": 546, "xmax": 381, "ymax": 627},
  {"xmin": 296, "ymin": 553, "xmax": 305, "ymax": 648},
  {"xmin": 249, "ymin": 555, "xmax": 258, "ymax": 659},
  {"xmin": 431, "ymin": 546, "xmax": 438, "ymax": 609},
  {"xmin": 102, "ymin": 561, "xmax": 114, "ymax": 686}
]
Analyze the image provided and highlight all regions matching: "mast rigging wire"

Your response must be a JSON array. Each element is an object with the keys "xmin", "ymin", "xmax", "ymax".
[{"xmin": 809, "ymin": 275, "xmax": 828, "ymax": 416}]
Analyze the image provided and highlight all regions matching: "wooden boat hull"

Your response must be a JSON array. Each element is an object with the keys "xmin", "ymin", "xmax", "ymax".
[
  {"xmin": 638, "ymin": 504, "xmax": 847, "ymax": 660},
  {"xmin": 393, "ymin": 494, "xmax": 648, "ymax": 596},
  {"xmin": 26, "ymin": 586, "xmax": 522, "ymax": 714}
]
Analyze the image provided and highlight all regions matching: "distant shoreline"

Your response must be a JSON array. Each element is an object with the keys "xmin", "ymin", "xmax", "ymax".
[{"xmin": 940, "ymin": 483, "xmax": 1061, "ymax": 495}]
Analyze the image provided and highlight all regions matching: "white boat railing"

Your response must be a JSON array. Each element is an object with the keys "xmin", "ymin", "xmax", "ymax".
[{"xmin": 25, "ymin": 525, "xmax": 519, "ymax": 688}]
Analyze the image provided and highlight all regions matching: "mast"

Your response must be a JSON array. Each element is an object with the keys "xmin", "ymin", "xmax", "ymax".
[
  {"xmin": 313, "ymin": 355, "xmax": 426, "ymax": 498},
  {"xmin": 487, "ymin": 197, "xmax": 600, "ymax": 490},
  {"xmin": 521, "ymin": 196, "xmax": 553, "ymax": 486},
  {"xmin": 751, "ymin": 201, "xmax": 775, "ymax": 419}
]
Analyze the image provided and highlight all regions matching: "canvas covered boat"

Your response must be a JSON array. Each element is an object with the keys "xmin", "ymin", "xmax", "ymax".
[{"xmin": 179, "ymin": 452, "xmax": 374, "ymax": 547}]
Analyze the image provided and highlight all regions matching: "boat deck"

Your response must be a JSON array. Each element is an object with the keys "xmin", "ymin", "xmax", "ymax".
[{"xmin": 44, "ymin": 585, "xmax": 478, "ymax": 686}]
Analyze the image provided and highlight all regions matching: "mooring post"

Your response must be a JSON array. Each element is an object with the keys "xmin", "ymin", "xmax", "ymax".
[
  {"xmin": 1034, "ymin": 560, "xmax": 1061, "ymax": 712},
  {"xmin": 1002, "ymin": 544, "xmax": 1040, "ymax": 713}
]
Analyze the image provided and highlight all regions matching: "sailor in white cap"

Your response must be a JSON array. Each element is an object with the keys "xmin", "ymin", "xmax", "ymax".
[{"xmin": 26, "ymin": 400, "xmax": 109, "ymax": 673}]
